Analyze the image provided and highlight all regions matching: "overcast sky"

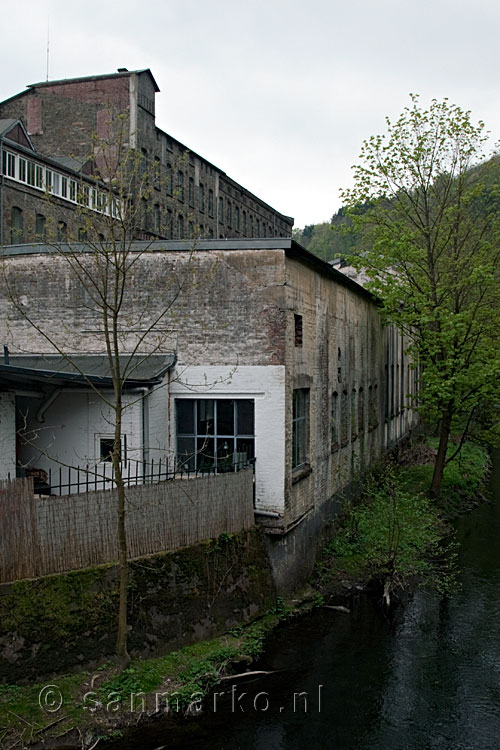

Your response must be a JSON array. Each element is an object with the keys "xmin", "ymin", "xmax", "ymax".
[{"xmin": 2, "ymin": 0, "xmax": 499, "ymax": 228}]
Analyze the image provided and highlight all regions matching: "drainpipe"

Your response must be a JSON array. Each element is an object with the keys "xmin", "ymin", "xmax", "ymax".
[
  {"xmin": 131, "ymin": 386, "xmax": 150, "ymax": 470},
  {"xmin": 36, "ymin": 388, "xmax": 62, "ymax": 423}
]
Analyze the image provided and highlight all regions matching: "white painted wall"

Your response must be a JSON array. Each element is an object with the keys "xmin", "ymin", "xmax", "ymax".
[
  {"xmin": 0, "ymin": 392, "xmax": 16, "ymax": 479},
  {"xmin": 170, "ymin": 365, "xmax": 286, "ymax": 513},
  {"xmin": 17, "ymin": 389, "xmax": 144, "ymax": 492}
]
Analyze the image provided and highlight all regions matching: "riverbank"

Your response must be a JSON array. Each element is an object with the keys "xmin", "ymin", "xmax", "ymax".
[
  {"xmin": 312, "ymin": 437, "xmax": 491, "ymax": 604},
  {"xmin": 0, "ymin": 438, "xmax": 490, "ymax": 749},
  {"xmin": 0, "ymin": 592, "xmax": 319, "ymax": 749}
]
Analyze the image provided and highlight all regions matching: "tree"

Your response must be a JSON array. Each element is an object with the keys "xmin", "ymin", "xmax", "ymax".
[
  {"xmin": 2, "ymin": 116, "xmax": 204, "ymax": 667},
  {"xmin": 340, "ymin": 95, "xmax": 500, "ymax": 497}
]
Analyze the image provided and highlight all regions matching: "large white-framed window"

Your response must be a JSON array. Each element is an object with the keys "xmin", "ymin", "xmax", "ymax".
[{"xmin": 176, "ymin": 398, "xmax": 255, "ymax": 472}]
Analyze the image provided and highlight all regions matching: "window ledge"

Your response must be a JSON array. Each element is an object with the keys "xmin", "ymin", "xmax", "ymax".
[{"xmin": 292, "ymin": 464, "xmax": 312, "ymax": 485}]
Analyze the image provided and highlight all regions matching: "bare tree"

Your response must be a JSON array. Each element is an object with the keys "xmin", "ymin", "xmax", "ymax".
[{"xmin": 2, "ymin": 116, "xmax": 207, "ymax": 667}]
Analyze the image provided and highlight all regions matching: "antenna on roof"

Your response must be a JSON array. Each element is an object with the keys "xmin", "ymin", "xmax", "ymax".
[{"xmin": 46, "ymin": 12, "xmax": 50, "ymax": 81}]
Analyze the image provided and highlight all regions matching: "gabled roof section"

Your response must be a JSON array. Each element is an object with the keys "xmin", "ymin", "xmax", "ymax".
[
  {"xmin": 27, "ymin": 68, "xmax": 160, "ymax": 93},
  {"xmin": 0, "ymin": 118, "xmax": 35, "ymax": 152}
]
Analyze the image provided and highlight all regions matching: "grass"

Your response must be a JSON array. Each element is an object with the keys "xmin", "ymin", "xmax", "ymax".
[
  {"xmin": 0, "ymin": 599, "xmax": 302, "ymax": 747},
  {"xmin": 313, "ymin": 438, "xmax": 490, "ymax": 599}
]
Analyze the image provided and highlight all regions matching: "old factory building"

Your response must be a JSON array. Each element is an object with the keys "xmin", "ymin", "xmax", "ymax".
[
  {"xmin": 0, "ymin": 67, "xmax": 418, "ymax": 595},
  {"xmin": 0, "ymin": 68, "xmax": 293, "ymax": 245}
]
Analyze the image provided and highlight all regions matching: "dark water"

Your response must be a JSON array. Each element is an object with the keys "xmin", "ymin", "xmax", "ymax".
[{"xmin": 114, "ymin": 455, "xmax": 500, "ymax": 749}]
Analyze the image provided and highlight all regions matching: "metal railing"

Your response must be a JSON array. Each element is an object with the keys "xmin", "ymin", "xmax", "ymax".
[{"xmin": 14, "ymin": 457, "xmax": 255, "ymax": 496}]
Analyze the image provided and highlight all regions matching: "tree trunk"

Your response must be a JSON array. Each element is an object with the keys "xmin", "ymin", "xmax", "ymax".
[
  {"xmin": 430, "ymin": 402, "xmax": 453, "ymax": 498},
  {"xmin": 113, "ymin": 403, "xmax": 130, "ymax": 669}
]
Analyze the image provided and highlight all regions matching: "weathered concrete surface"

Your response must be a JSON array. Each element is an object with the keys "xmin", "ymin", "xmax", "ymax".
[{"xmin": 0, "ymin": 528, "xmax": 276, "ymax": 682}]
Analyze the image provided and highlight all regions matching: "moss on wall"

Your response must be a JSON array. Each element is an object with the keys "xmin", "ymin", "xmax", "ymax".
[{"xmin": 0, "ymin": 529, "xmax": 276, "ymax": 682}]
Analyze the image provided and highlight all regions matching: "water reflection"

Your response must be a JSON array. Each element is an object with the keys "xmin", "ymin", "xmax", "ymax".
[{"xmin": 112, "ymin": 454, "xmax": 500, "ymax": 749}]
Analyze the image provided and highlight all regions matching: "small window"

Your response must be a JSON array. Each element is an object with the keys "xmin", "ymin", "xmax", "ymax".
[
  {"xmin": 35, "ymin": 213, "xmax": 46, "ymax": 240},
  {"xmin": 189, "ymin": 176, "xmax": 194, "ymax": 207},
  {"xmin": 292, "ymin": 388, "xmax": 309, "ymax": 469},
  {"xmin": 218, "ymin": 195, "xmax": 224, "ymax": 224},
  {"xmin": 358, "ymin": 387, "xmax": 365, "ymax": 434},
  {"xmin": 100, "ymin": 437, "xmax": 114, "ymax": 462},
  {"xmin": 331, "ymin": 391, "xmax": 339, "ymax": 452},
  {"xmin": 177, "ymin": 170, "xmax": 184, "ymax": 202},
  {"xmin": 178, "ymin": 214, "xmax": 184, "ymax": 239},
  {"xmin": 208, "ymin": 188, "xmax": 214, "ymax": 217},
  {"xmin": 57, "ymin": 221, "xmax": 67, "ymax": 242},
  {"xmin": 226, "ymin": 201, "xmax": 232, "ymax": 228},
  {"xmin": 235, "ymin": 205, "xmax": 240, "ymax": 232},
  {"xmin": 153, "ymin": 203, "xmax": 161, "ymax": 233},
  {"xmin": 341, "ymin": 390, "xmax": 349, "ymax": 446},
  {"xmin": 166, "ymin": 163, "xmax": 173, "ymax": 196},
  {"xmin": 294, "ymin": 314, "xmax": 303, "ymax": 347},
  {"xmin": 10, "ymin": 206, "xmax": 23, "ymax": 244},
  {"xmin": 199, "ymin": 182, "xmax": 205, "ymax": 212},
  {"xmin": 242, "ymin": 210, "xmax": 247, "ymax": 235},
  {"xmin": 154, "ymin": 156, "xmax": 160, "ymax": 189}
]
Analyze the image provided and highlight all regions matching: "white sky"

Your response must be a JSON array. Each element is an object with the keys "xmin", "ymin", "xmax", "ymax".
[{"xmin": 2, "ymin": 0, "xmax": 500, "ymax": 228}]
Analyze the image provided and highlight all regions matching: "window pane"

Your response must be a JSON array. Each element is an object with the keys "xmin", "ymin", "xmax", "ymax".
[
  {"xmin": 236, "ymin": 438, "xmax": 254, "ymax": 461},
  {"xmin": 217, "ymin": 400, "xmax": 234, "ymax": 435},
  {"xmin": 177, "ymin": 437, "xmax": 195, "ymax": 471},
  {"xmin": 216, "ymin": 438, "xmax": 234, "ymax": 471},
  {"xmin": 176, "ymin": 400, "xmax": 194, "ymax": 434},
  {"xmin": 197, "ymin": 437, "xmax": 215, "ymax": 470},
  {"xmin": 197, "ymin": 400, "xmax": 214, "ymax": 435},
  {"xmin": 237, "ymin": 400, "xmax": 254, "ymax": 435}
]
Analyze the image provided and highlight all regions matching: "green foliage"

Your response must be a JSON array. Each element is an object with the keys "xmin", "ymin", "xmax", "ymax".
[
  {"xmin": 340, "ymin": 94, "xmax": 500, "ymax": 494},
  {"xmin": 316, "ymin": 466, "xmax": 454, "ymax": 596}
]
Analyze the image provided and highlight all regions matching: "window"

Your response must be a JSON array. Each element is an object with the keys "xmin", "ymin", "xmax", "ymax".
[
  {"xmin": 10, "ymin": 206, "xmax": 23, "ymax": 244},
  {"xmin": 208, "ymin": 188, "xmax": 214, "ymax": 217},
  {"xmin": 166, "ymin": 163, "xmax": 173, "ymax": 196},
  {"xmin": 351, "ymin": 388, "xmax": 357, "ymax": 440},
  {"xmin": 242, "ymin": 210, "xmax": 247, "ymax": 235},
  {"xmin": 358, "ymin": 387, "xmax": 365, "ymax": 434},
  {"xmin": 178, "ymin": 214, "xmax": 184, "ymax": 238},
  {"xmin": 199, "ymin": 182, "xmax": 205, "ymax": 212},
  {"xmin": 57, "ymin": 221, "xmax": 67, "ymax": 242},
  {"xmin": 177, "ymin": 170, "xmax": 184, "ymax": 202},
  {"xmin": 218, "ymin": 196, "xmax": 224, "ymax": 224},
  {"xmin": 292, "ymin": 388, "xmax": 309, "ymax": 469},
  {"xmin": 35, "ymin": 213, "xmax": 46, "ymax": 240},
  {"xmin": 235, "ymin": 206, "xmax": 240, "ymax": 232},
  {"xmin": 331, "ymin": 391, "xmax": 339, "ymax": 452},
  {"xmin": 294, "ymin": 314, "xmax": 303, "ymax": 347},
  {"xmin": 176, "ymin": 399, "xmax": 255, "ymax": 472},
  {"xmin": 153, "ymin": 203, "xmax": 161, "ymax": 233},
  {"xmin": 154, "ymin": 156, "xmax": 160, "ymax": 189},
  {"xmin": 189, "ymin": 176, "xmax": 194, "ymax": 206},
  {"xmin": 226, "ymin": 201, "xmax": 232, "ymax": 228},
  {"xmin": 2, "ymin": 150, "xmax": 16, "ymax": 178},
  {"xmin": 100, "ymin": 437, "xmax": 115, "ymax": 462},
  {"xmin": 341, "ymin": 390, "xmax": 349, "ymax": 446},
  {"xmin": 167, "ymin": 208, "xmax": 173, "ymax": 239}
]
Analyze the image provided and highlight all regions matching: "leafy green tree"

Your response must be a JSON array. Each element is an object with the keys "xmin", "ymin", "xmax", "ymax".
[{"xmin": 340, "ymin": 95, "xmax": 500, "ymax": 497}]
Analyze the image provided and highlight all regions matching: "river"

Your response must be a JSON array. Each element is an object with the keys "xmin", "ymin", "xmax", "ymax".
[{"xmin": 113, "ymin": 454, "xmax": 500, "ymax": 749}]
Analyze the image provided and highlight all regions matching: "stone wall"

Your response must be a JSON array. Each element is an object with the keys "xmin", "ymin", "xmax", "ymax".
[{"xmin": 0, "ymin": 528, "xmax": 276, "ymax": 682}]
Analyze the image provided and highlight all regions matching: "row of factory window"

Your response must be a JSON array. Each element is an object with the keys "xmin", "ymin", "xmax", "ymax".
[
  {"xmin": 145, "ymin": 202, "xmax": 285, "ymax": 239},
  {"xmin": 154, "ymin": 158, "xmax": 285, "ymax": 235},
  {"xmin": 1, "ymin": 149, "xmax": 121, "ymax": 218},
  {"xmin": 292, "ymin": 375, "xmax": 416, "ymax": 471}
]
